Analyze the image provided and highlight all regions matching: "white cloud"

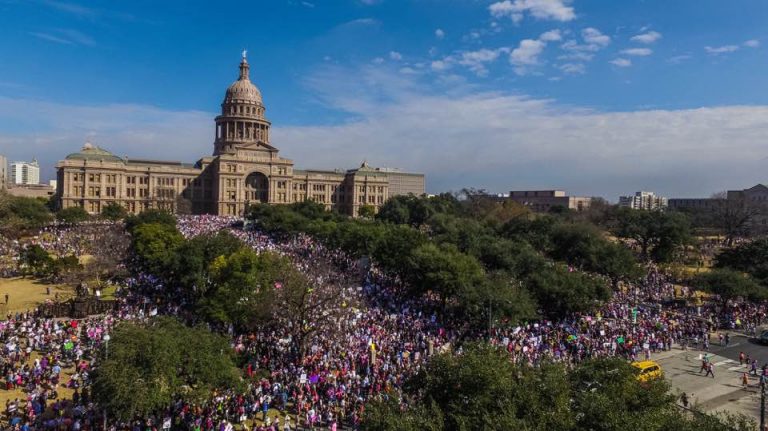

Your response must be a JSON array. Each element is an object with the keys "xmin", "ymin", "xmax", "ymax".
[
  {"xmin": 283, "ymin": 65, "xmax": 768, "ymax": 197},
  {"xmin": 435, "ymin": 29, "xmax": 445, "ymax": 39},
  {"xmin": 389, "ymin": 51, "xmax": 402, "ymax": 61},
  {"xmin": 744, "ymin": 39, "xmax": 760, "ymax": 48},
  {"xmin": 621, "ymin": 48, "xmax": 653, "ymax": 56},
  {"xmin": 505, "ymin": 31, "xmax": 565, "ymax": 75},
  {"xmin": 431, "ymin": 48, "xmax": 511, "ymax": 77},
  {"xmin": 0, "ymin": 97, "xmax": 212, "ymax": 181},
  {"xmin": 458, "ymin": 48, "xmax": 506, "ymax": 76},
  {"xmin": 29, "ymin": 28, "xmax": 96, "ymax": 46},
  {"xmin": 581, "ymin": 28, "xmax": 610, "ymax": 47},
  {"xmin": 631, "ymin": 31, "xmax": 662, "ymax": 44},
  {"xmin": 430, "ymin": 60, "xmax": 450, "ymax": 71},
  {"xmin": 558, "ymin": 63, "xmax": 585, "ymax": 74},
  {"xmin": 539, "ymin": 29, "xmax": 562, "ymax": 42},
  {"xmin": 560, "ymin": 28, "xmax": 611, "ymax": 60},
  {"xmin": 489, "ymin": 0, "xmax": 575, "ymax": 23},
  {"xmin": 610, "ymin": 58, "xmax": 632, "ymax": 67},
  {"xmin": 371, "ymin": 57, "xmax": 385, "ymax": 64},
  {"xmin": 6, "ymin": 66, "xmax": 768, "ymax": 199},
  {"xmin": 705, "ymin": 45, "xmax": 739, "ymax": 54},
  {"xmin": 510, "ymin": 39, "xmax": 546, "ymax": 66}
]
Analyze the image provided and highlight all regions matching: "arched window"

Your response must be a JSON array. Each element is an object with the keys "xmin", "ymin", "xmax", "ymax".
[{"xmin": 244, "ymin": 172, "xmax": 269, "ymax": 203}]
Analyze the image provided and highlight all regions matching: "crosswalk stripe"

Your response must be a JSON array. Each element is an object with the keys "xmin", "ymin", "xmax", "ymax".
[
  {"xmin": 728, "ymin": 366, "xmax": 745, "ymax": 371},
  {"xmin": 713, "ymin": 359, "xmax": 734, "ymax": 366}
]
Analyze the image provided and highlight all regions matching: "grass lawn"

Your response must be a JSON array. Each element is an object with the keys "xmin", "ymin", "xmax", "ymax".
[{"xmin": 0, "ymin": 277, "xmax": 75, "ymax": 316}]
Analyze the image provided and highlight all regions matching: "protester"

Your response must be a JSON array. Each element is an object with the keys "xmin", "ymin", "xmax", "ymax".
[{"xmin": 0, "ymin": 216, "xmax": 763, "ymax": 430}]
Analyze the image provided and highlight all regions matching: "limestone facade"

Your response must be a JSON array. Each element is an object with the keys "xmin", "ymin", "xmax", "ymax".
[{"xmin": 55, "ymin": 55, "xmax": 424, "ymax": 216}]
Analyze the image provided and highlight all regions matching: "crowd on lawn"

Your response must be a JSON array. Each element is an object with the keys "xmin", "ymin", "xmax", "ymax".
[{"xmin": 0, "ymin": 216, "xmax": 764, "ymax": 430}]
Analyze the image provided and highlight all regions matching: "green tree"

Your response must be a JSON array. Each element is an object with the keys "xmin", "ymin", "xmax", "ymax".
[
  {"xmin": 101, "ymin": 202, "xmax": 128, "ymax": 221},
  {"xmin": 0, "ymin": 193, "xmax": 53, "ymax": 233},
  {"xmin": 371, "ymin": 224, "xmax": 427, "ymax": 276},
  {"xmin": 50, "ymin": 255, "xmax": 82, "ymax": 280},
  {"xmin": 364, "ymin": 347, "xmax": 755, "ymax": 431},
  {"xmin": 694, "ymin": 268, "xmax": 766, "ymax": 305},
  {"xmin": 173, "ymin": 231, "xmax": 244, "ymax": 299},
  {"xmin": 19, "ymin": 244, "xmax": 54, "ymax": 277},
  {"xmin": 526, "ymin": 264, "xmax": 611, "ymax": 317},
  {"xmin": 406, "ymin": 243, "xmax": 485, "ymax": 305},
  {"xmin": 715, "ymin": 238, "xmax": 768, "ymax": 286},
  {"xmin": 125, "ymin": 209, "xmax": 176, "ymax": 233},
  {"xmin": 358, "ymin": 205, "xmax": 376, "ymax": 218},
  {"xmin": 131, "ymin": 222, "xmax": 184, "ymax": 277},
  {"xmin": 610, "ymin": 208, "xmax": 691, "ymax": 262},
  {"xmin": 366, "ymin": 344, "xmax": 573, "ymax": 431},
  {"xmin": 549, "ymin": 222, "xmax": 640, "ymax": 281},
  {"xmin": 376, "ymin": 195, "xmax": 413, "ymax": 225},
  {"xmin": 202, "ymin": 249, "xmax": 292, "ymax": 328},
  {"xmin": 56, "ymin": 206, "xmax": 90, "ymax": 223},
  {"xmin": 91, "ymin": 317, "xmax": 241, "ymax": 421}
]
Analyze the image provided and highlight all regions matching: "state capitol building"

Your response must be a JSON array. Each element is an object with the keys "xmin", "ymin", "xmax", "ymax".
[{"xmin": 55, "ymin": 54, "xmax": 424, "ymax": 216}]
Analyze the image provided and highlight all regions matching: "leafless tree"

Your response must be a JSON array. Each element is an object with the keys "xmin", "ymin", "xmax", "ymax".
[
  {"xmin": 273, "ymin": 257, "xmax": 358, "ymax": 358},
  {"xmin": 709, "ymin": 191, "xmax": 765, "ymax": 244}
]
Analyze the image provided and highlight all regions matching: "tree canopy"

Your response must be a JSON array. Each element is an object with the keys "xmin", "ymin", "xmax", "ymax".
[
  {"xmin": 101, "ymin": 202, "xmax": 128, "ymax": 221},
  {"xmin": 363, "ymin": 345, "xmax": 755, "ymax": 431},
  {"xmin": 694, "ymin": 268, "xmax": 766, "ymax": 304},
  {"xmin": 91, "ymin": 317, "xmax": 241, "ymax": 421},
  {"xmin": 0, "ymin": 193, "xmax": 53, "ymax": 234},
  {"xmin": 715, "ymin": 238, "xmax": 768, "ymax": 286},
  {"xmin": 608, "ymin": 207, "xmax": 691, "ymax": 262},
  {"xmin": 56, "ymin": 206, "xmax": 90, "ymax": 223}
]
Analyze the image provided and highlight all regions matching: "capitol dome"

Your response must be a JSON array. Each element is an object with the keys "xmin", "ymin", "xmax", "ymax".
[
  {"xmin": 224, "ymin": 56, "xmax": 262, "ymax": 105},
  {"xmin": 65, "ymin": 142, "xmax": 125, "ymax": 164}
]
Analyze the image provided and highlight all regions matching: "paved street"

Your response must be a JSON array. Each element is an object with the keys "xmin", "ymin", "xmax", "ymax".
[{"xmin": 656, "ymin": 332, "xmax": 768, "ymax": 421}]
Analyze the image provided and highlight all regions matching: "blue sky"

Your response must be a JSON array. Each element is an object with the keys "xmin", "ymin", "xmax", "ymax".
[{"xmin": 1, "ymin": 0, "xmax": 767, "ymax": 199}]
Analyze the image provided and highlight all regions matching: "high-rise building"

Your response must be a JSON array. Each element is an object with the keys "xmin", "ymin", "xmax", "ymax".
[
  {"xmin": 618, "ymin": 191, "xmax": 668, "ymax": 210},
  {"xmin": 10, "ymin": 159, "xmax": 40, "ymax": 185},
  {"xmin": 56, "ymin": 54, "xmax": 425, "ymax": 216}
]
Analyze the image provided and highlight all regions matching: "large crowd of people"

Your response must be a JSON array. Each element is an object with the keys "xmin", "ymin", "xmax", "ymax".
[{"xmin": 0, "ymin": 215, "xmax": 764, "ymax": 430}]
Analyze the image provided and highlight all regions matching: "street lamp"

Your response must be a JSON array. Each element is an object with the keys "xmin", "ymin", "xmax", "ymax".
[{"xmin": 103, "ymin": 334, "xmax": 111, "ymax": 359}]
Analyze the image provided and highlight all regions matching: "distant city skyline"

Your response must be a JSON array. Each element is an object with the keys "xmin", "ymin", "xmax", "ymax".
[{"xmin": 1, "ymin": 0, "xmax": 767, "ymax": 197}]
